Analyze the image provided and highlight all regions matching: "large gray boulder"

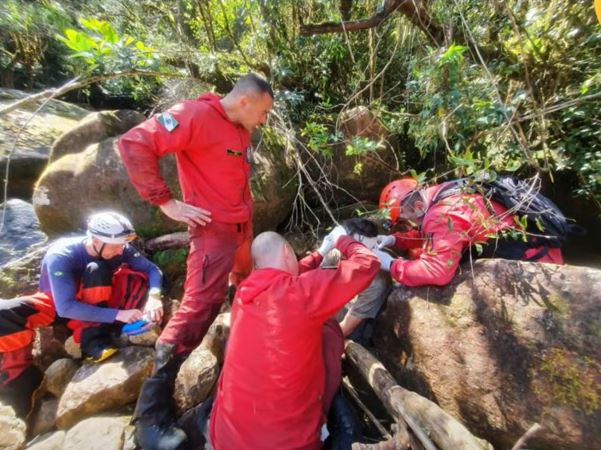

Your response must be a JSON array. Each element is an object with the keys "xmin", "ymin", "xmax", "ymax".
[
  {"xmin": 0, "ymin": 89, "xmax": 89, "ymax": 199},
  {"xmin": 49, "ymin": 110, "xmax": 146, "ymax": 163},
  {"xmin": 0, "ymin": 199, "xmax": 46, "ymax": 267},
  {"xmin": 33, "ymin": 137, "xmax": 184, "ymax": 239},
  {"xmin": 374, "ymin": 259, "xmax": 601, "ymax": 450},
  {"xmin": 34, "ymin": 125, "xmax": 297, "ymax": 238}
]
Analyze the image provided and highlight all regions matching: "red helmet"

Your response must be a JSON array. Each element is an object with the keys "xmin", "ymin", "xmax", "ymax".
[{"xmin": 379, "ymin": 178, "xmax": 418, "ymax": 223}]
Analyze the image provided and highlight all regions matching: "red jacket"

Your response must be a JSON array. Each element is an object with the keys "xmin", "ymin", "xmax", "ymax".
[
  {"xmin": 117, "ymin": 93, "xmax": 252, "ymax": 223},
  {"xmin": 209, "ymin": 236, "xmax": 379, "ymax": 450},
  {"xmin": 390, "ymin": 185, "xmax": 564, "ymax": 287}
]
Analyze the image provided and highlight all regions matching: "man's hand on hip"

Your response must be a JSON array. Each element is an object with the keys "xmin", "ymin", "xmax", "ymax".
[{"xmin": 160, "ymin": 199, "xmax": 212, "ymax": 227}]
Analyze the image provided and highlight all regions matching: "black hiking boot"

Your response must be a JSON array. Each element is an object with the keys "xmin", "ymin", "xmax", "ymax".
[{"xmin": 133, "ymin": 343, "xmax": 188, "ymax": 450}]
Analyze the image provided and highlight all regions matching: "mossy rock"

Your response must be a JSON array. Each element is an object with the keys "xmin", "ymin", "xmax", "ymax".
[{"xmin": 375, "ymin": 259, "xmax": 601, "ymax": 450}]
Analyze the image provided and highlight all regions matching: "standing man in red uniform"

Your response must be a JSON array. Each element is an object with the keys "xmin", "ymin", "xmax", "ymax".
[
  {"xmin": 375, "ymin": 178, "xmax": 564, "ymax": 287},
  {"xmin": 209, "ymin": 230, "xmax": 380, "ymax": 450},
  {"xmin": 117, "ymin": 74, "xmax": 273, "ymax": 450}
]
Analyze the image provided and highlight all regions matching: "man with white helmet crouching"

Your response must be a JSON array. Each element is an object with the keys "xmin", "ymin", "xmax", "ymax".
[{"xmin": 0, "ymin": 211, "xmax": 163, "ymax": 419}]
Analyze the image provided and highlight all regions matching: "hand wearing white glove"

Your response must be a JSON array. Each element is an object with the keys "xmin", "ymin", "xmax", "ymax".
[
  {"xmin": 373, "ymin": 249, "xmax": 395, "ymax": 272},
  {"xmin": 317, "ymin": 225, "xmax": 347, "ymax": 256},
  {"xmin": 376, "ymin": 234, "xmax": 396, "ymax": 249}
]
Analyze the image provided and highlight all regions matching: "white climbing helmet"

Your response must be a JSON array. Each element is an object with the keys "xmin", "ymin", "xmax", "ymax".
[{"xmin": 86, "ymin": 211, "xmax": 136, "ymax": 244}]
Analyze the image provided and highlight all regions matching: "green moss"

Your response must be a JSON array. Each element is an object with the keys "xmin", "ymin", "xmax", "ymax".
[
  {"xmin": 444, "ymin": 294, "xmax": 472, "ymax": 328},
  {"xmin": 152, "ymin": 248, "xmax": 188, "ymax": 278},
  {"xmin": 533, "ymin": 347, "xmax": 601, "ymax": 415},
  {"xmin": 544, "ymin": 293, "xmax": 571, "ymax": 317}
]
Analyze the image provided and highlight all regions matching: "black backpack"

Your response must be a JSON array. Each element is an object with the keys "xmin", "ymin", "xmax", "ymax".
[{"xmin": 431, "ymin": 176, "xmax": 584, "ymax": 259}]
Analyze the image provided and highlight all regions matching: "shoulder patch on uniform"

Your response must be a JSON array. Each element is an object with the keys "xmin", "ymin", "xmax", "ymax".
[
  {"xmin": 156, "ymin": 112, "xmax": 179, "ymax": 132},
  {"xmin": 53, "ymin": 271, "xmax": 64, "ymax": 277}
]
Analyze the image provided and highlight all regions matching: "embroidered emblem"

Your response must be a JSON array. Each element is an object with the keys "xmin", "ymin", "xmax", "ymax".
[{"xmin": 156, "ymin": 112, "xmax": 179, "ymax": 132}]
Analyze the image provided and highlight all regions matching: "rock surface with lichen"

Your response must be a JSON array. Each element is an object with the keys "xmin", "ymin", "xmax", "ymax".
[{"xmin": 375, "ymin": 259, "xmax": 601, "ymax": 450}]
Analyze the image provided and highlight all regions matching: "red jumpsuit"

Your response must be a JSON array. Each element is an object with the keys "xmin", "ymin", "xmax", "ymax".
[
  {"xmin": 209, "ymin": 236, "xmax": 380, "ymax": 450},
  {"xmin": 390, "ymin": 185, "xmax": 564, "ymax": 287},
  {"xmin": 118, "ymin": 93, "xmax": 253, "ymax": 354}
]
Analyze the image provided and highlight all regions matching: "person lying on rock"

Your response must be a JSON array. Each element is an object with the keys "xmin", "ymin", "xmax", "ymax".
[
  {"xmin": 0, "ymin": 211, "xmax": 163, "ymax": 419},
  {"xmin": 374, "ymin": 177, "xmax": 566, "ymax": 287},
  {"xmin": 319, "ymin": 218, "xmax": 392, "ymax": 343},
  {"xmin": 209, "ymin": 229, "xmax": 380, "ymax": 450}
]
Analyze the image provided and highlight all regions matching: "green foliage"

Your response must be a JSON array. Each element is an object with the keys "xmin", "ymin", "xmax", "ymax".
[
  {"xmin": 57, "ymin": 18, "xmax": 158, "ymax": 71},
  {"xmin": 0, "ymin": 0, "xmax": 599, "ymax": 210}
]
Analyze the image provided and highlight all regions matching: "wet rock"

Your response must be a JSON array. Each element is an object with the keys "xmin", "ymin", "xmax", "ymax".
[
  {"xmin": 0, "ymin": 199, "xmax": 46, "ymax": 267},
  {"xmin": 0, "ymin": 243, "xmax": 47, "ymax": 298}
]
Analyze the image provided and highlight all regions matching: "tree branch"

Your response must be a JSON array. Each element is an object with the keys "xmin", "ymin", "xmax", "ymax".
[
  {"xmin": 299, "ymin": 0, "xmax": 444, "ymax": 46},
  {"xmin": 0, "ymin": 70, "xmax": 180, "ymax": 116}
]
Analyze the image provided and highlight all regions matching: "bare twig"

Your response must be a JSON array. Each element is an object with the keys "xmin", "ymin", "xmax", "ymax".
[
  {"xmin": 0, "ymin": 70, "xmax": 179, "ymax": 116},
  {"xmin": 510, "ymin": 423, "xmax": 542, "ymax": 450}
]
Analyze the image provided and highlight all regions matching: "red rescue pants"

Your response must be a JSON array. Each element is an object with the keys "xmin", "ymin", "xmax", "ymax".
[
  {"xmin": 322, "ymin": 319, "xmax": 345, "ymax": 416},
  {"xmin": 0, "ymin": 263, "xmax": 147, "ymax": 381},
  {"xmin": 0, "ymin": 293, "xmax": 55, "ymax": 383},
  {"xmin": 159, "ymin": 221, "xmax": 251, "ymax": 356}
]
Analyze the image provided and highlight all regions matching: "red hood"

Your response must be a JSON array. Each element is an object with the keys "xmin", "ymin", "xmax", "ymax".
[
  {"xmin": 197, "ymin": 93, "xmax": 229, "ymax": 121},
  {"xmin": 236, "ymin": 268, "xmax": 289, "ymax": 305}
]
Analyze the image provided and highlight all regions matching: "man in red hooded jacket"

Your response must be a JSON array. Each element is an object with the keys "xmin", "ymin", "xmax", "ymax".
[
  {"xmin": 209, "ymin": 229, "xmax": 380, "ymax": 450},
  {"xmin": 374, "ymin": 178, "xmax": 564, "ymax": 287},
  {"xmin": 117, "ymin": 74, "xmax": 273, "ymax": 450}
]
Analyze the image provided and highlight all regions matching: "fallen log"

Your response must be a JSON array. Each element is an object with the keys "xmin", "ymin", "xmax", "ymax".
[
  {"xmin": 345, "ymin": 341, "xmax": 494, "ymax": 450},
  {"xmin": 144, "ymin": 232, "xmax": 190, "ymax": 252}
]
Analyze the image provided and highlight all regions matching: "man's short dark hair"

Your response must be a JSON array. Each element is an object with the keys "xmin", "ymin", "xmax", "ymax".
[
  {"xmin": 342, "ymin": 218, "xmax": 378, "ymax": 238},
  {"xmin": 233, "ymin": 73, "xmax": 273, "ymax": 99}
]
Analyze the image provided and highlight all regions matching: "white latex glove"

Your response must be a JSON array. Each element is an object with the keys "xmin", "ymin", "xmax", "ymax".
[
  {"xmin": 143, "ymin": 290, "xmax": 164, "ymax": 323},
  {"xmin": 373, "ymin": 249, "xmax": 395, "ymax": 272},
  {"xmin": 376, "ymin": 234, "xmax": 396, "ymax": 249},
  {"xmin": 317, "ymin": 225, "xmax": 347, "ymax": 256}
]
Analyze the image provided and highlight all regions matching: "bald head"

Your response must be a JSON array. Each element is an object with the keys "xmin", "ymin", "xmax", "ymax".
[
  {"xmin": 252, "ymin": 231, "xmax": 287, "ymax": 268},
  {"xmin": 251, "ymin": 231, "xmax": 298, "ymax": 275}
]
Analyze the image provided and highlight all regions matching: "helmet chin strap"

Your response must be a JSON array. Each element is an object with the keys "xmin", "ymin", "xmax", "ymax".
[{"xmin": 92, "ymin": 240, "xmax": 107, "ymax": 259}]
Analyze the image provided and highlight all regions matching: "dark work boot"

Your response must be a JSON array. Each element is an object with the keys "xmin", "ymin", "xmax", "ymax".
[
  {"xmin": 324, "ymin": 389, "xmax": 360, "ymax": 450},
  {"xmin": 0, "ymin": 364, "xmax": 44, "ymax": 418},
  {"xmin": 133, "ymin": 343, "xmax": 188, "ymax": 450}
]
